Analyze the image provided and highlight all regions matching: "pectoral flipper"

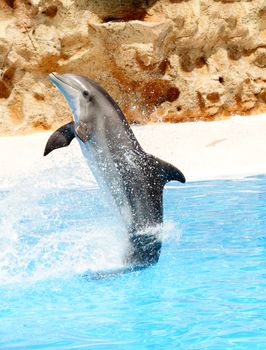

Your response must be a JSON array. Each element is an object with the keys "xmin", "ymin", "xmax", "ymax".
[{"xmin": 44, "ymin": 122, "xmax": 75, "ymax": 156}]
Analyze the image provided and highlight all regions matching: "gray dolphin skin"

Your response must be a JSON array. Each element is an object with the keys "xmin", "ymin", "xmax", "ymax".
[{"xmin": 44, "ymin": 73, "xmax": 185, "ymax": 271}]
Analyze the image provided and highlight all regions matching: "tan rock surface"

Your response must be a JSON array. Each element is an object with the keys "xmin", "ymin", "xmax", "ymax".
[{"xmin": 0, "ymin": 0, "xmax": 265, "ymax": 135}]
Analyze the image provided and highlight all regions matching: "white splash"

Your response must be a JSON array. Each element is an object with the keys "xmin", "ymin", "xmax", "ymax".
[
  {"xmin": 0, "ymin": 170, "xmax": 128, "ymax": 285},
  {"xmin": 0, "ymin": 151, "xmax": 182, "ymax": 285}
]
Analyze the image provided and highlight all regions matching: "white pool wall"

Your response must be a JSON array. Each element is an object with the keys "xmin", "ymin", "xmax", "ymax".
[{"xmin": 1, "ymin": 114, "xmax": 266, "ymax": 183}]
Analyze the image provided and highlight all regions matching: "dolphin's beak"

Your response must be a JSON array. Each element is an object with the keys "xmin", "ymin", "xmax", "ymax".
[
  {"xmin": 49, "ymin": 72, "xmax": 58, "ymax": 81},
  {"xmin": 49, "ymin": 72, "xmax": 76, "ymax": 90},
  {"xmin": 49, "ymin": 72, "xmax": 63, "ymax": 85}
]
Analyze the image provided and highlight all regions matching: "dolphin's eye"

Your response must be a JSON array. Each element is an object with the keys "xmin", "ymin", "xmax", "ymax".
[{"xmin": 83, "ymin": 90, "xmax": 90, "ymax": 98}]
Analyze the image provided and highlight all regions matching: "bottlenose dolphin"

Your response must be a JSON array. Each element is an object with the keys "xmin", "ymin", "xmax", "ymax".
[{"xmin": 44, "ymin": 73, "xmax": 185, "ymax": 270}]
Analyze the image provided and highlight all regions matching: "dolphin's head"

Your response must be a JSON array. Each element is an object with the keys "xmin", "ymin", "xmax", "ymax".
[{"xmin": 49, "ymin": 72, "xmax": 105, "ymax": 142}]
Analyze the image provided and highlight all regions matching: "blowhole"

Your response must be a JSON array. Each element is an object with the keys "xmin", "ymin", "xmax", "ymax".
[{"xmin": 219, "ymin": 77, "xmax": 224, "ymax": 84}]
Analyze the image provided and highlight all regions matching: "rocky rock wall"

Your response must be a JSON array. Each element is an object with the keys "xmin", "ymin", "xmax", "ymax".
[{"xmin": 0, "ymin": 0, "xmax": 265, "ymax": 135}]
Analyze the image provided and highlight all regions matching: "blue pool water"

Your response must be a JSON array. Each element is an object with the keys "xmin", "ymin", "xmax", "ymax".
[{"xmin": 0, "ymin": 174, "xmax": 265, "ymax": 349}]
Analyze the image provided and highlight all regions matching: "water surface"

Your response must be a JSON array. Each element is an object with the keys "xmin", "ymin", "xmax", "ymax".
[{"xmin": 0, "ymin": 173, "xmax": 265, "ymax": 349}]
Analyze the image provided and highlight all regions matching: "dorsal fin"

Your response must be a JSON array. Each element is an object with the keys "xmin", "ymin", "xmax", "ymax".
[
  {"xmin": 159, "ymin": 158, "xmax": 186, "ymax": 184},
  {"xmin": 44, "ymin": 122, "xmax": 75, "ymax": 156},
  {"xmin": 148, "ymin": 155, "xmax": 186, "ymax": 185}
]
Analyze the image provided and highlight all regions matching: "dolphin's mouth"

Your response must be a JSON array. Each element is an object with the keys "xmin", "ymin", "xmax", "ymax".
[
  {"xmin": 49, "ymin": 72, "xmax": 79, "ymax": 92},
  {"xmin": 49, "ymin": 72, "xmax": 81, "ymax": 125}
]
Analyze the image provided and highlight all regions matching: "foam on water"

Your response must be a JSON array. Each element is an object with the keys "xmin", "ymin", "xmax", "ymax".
[
  {"xmin": 0, "ymin": 167, "xmax": 181, "ymax": 285},
  {"xmin": 0, "ymin": 169, "xmax": 124, "ymax": 284}
]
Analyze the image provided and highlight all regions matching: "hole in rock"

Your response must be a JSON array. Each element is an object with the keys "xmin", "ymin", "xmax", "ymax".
[
  {"xmin": 207, "ymin": 92, "xmax": 220, "ymax": 103},
  {"xmin": 195, "ymin": 57, "xmax": 207, "ymax": 68},
  {"xmin": 197, "ymin": 91, "xmax": 205, "ymax": 111},
  {"xmin": 4, "ymin": 0, "xmax": 15, "ymax": 8},
  {"xmin": 158, "ymin": 59, "xmax": 169, "ymax": 74},
  {"xmin": 0, "ymin": 81, "xmax": 10, "ymax": 98},
  {"xmin": 143, "ymin": 80, "xmax": 180, "ymax": 106},
  {"xmin": 42, "ymin": 5, "xmax": 58, "ymax": 17},
  {"xmin": 103, "ymin": 10, "xmax": 147, "ymax": 22},
  {"xmin": 0, "ymin": 66, "xmax": 16, "ymax": 99},
  {"xmin": 89, "ymin": 0, "xmax": 158, "ymax": 22},
  {"xmin": 33, "ymin": 93, "xmax": 45, "ymax": 101}
]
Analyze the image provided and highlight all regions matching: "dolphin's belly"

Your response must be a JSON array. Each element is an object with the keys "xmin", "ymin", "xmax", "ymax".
[
  {"xmin": 78, "ymin": 140, "xmax": 162, "ymax": 233},
  {"xmin": 78, "ymin": 140, "xmax": 134, "ymax": 229}
]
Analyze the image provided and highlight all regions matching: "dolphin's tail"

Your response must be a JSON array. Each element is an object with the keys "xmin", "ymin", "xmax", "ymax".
[{"xmin": 126, "ymin": 233, "xmax": 162, "ymax": 268}]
